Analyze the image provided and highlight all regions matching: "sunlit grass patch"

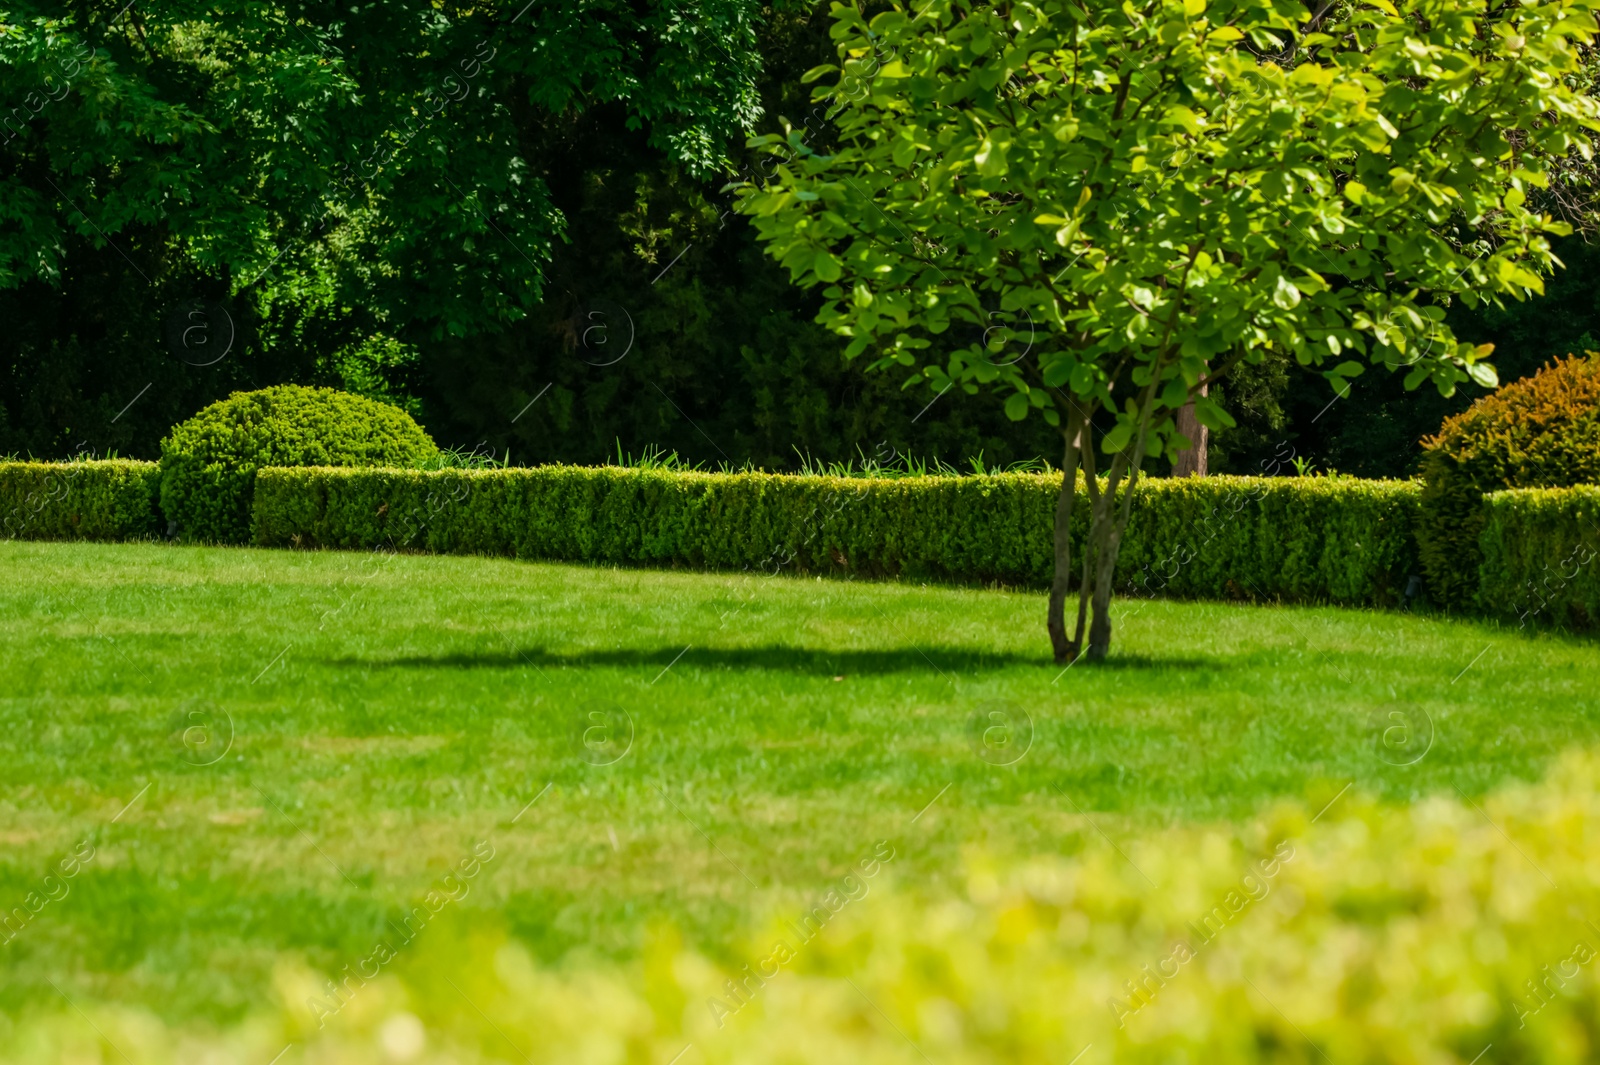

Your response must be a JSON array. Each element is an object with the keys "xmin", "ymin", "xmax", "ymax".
[{"xmin": 0, "ymin": 540, "xmax": 1595, "ymax": 1025}]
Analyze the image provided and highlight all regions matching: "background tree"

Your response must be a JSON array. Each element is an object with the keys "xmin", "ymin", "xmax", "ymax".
[
  {"xmin": 411, "ymin": 2, "xmax": 1063, "ymax": 469},
  {"xmin": 740, "ymin": 0, "xmax": 1600, "ymax": 662},
  {"xmin": 0, "ymin": 0, "xmax": 1063, "ymax": 468},
  {"xmin": 0, "ymin": 0, "xmax": 764, "ymax": 456}
]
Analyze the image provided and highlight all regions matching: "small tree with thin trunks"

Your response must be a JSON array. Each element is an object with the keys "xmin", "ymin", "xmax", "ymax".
[{"xmin": 739, "ymin": 0, "xmax": 1600, "ymax": 662}]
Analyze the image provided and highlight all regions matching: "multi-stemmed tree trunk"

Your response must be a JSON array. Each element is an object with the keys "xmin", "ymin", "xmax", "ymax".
[{"xmin": 1045, "ymin": 363, "xmax": 1175, "ymax": 665}]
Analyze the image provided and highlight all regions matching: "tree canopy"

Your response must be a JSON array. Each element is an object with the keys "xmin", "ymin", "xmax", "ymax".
[{"xmin": 1, "ymin": 0, "xmax": 763, "ymax": 330}]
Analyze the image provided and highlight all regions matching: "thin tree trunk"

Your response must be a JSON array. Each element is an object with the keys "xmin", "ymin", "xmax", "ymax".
[
  {"xmin": 1075, "ymin": 438, "xmax": 1100, "ymax": 646},
  {"xmin": 1061, "ymin": 240, "xmax": 1208, "ymax": 661},
  {"xmin": 1084, "ymin": 456, "xmax": 1127, "ymax": 662},
  {"xmin": 1173, "ymin": 375, "xmax": 1208, "ymax": 478},
  {"xmin": 1084, "ymin": 352, "xmax": 1171, "ymax": 660},
  {"xmin": 1072, "ymin": 421, "xmax": 1100, "ymax": 653},
  {"xmin": 1047, "ymin": 402, "xmax": 1086, "ymax": 665}
]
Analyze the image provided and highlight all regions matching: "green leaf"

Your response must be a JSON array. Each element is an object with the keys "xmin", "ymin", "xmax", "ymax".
[
  {"xmin": 1165, "ymin": 105, "xmax": 1202, "ymax": 136},
  {"xmin": 1273, "ymin": 275, "xmax": 1301, "ymax": 311},
  {"xmin": 975, "ymin": 137, "xmax": 1008, "ymax": 177},
  {"xmin": 1003, "ymin": 391, "xmax": 1030, "ymax": 421},
  {"xmin": 1102, "ymin": 421, "xmax": 1134, "ymax": 453}
]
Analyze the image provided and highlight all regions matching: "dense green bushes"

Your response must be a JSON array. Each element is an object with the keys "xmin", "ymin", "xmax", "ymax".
[
  {"xmin": 1419, "ymin": 354, "xmax": 1600, "ymax": 609},
  {"xmin": 159, "ymin": 386, "xmax": 439, "ymax": 544},
  {"xmin": 1479, "ymin": 486, "xmax": 1600, "ymax": 630},
  {"xmin": 252, "ymin": 465, "xmax": 1423, "ymax": 605},
  {"xmin": 0, "ymin": 460, "xmax": 160, "ymax": 542}
]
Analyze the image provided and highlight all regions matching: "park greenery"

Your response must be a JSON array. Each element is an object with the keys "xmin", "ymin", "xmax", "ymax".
[
  {"xmin": 159, "ymin": 385, "xmax": 439, "ymax": 542},
  {"xmin": 0, "ymin": 0, "xmax": 1596, "ymax": 476},
  {"xmin": 4, "ymin": 1, "xmax": 1600, "ymax": 1062}
]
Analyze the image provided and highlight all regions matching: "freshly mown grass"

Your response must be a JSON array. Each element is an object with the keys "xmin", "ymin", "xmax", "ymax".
[{"xmin": 1, "ymin": 540, "xmax": 1596, "ymax": 1024}]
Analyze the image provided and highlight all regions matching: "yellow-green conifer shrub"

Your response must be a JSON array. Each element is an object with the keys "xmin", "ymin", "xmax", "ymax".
[
  {"xmin": 13, "ymin": 753, "xmax": 1600, "ymax": 1062},
  {"xmin": 1419, "ymin": 354, "xmax": 1600, "ymax": 609}
]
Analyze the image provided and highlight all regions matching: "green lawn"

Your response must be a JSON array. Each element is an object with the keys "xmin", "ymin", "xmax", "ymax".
[{"xmin": 2, "ymin": 540, "xmax": 1596, "ymax": 1023}]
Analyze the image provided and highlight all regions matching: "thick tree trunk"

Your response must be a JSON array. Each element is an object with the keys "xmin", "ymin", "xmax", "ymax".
[
  {"xmin": 1173, "ymin": 378, "xmax": 1208, "ymax": 478},
  {"xmin": 1047, "ymin": 404, "xmax": 1086, "ymax": 664}
]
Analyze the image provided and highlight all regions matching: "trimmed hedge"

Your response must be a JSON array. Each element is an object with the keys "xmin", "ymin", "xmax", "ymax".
[
  {"xmin": 252, "ymin": 465, "xmax": 1423, "ymax": 606},
  {"xmin": 0, "ymin": 460, "xmax": 161, "ymax": 542},
  {"xmin": 1113, "ymin": 475, "xmax": 1421, "ymax": 605},
  {"xmin": 159, "ymin": 386, "xmax": 438, "ymax": 545},
  {"xmin": 1478, "ymin": 486, "xmax": 1600, "ymax": 630},
  {"xmin": 252, "ymin": 465, "xmax": 1063, "ymax": 583},
  {"xmin": 15, "ymin": 458, "xmax": 1597, "ymax": 626},
  {"xmin": 1419, "ymin": 354, "xmax": 1600, "ymax": 610}
]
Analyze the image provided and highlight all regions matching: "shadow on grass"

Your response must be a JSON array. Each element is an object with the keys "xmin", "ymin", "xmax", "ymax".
[{"xmin": 326, "ymin": 645, "xmax": 1218, "ymax": 675}]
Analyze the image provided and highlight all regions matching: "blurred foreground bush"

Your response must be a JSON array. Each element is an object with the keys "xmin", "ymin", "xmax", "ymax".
[{"xmin": 12, "ymin": 752, "xmax": 1600, "ymax": 1062}]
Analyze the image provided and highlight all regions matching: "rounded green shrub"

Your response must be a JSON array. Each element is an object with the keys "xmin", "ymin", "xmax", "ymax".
[
  {"xmin": 1418, "ymin": 353, "xmax": 1600, "ymax": 608},
  {"xmin": 159, "ymin": 386, "xmax": 438, "ymax": 543}
]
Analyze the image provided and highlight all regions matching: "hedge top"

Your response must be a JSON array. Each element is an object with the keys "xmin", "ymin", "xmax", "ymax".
[
  {"xmin": 159, "ymin": 385, "xmax": 438, "ymax": 474},
  {"xmin": 1423, "ymin": 353, "xmax": 1600, "ymax": 491}
]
